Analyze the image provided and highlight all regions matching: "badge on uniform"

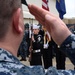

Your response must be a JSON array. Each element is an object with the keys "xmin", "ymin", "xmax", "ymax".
[{"xmin": 38, "ymin": 37, "xmax": 41, "ymax": 42}]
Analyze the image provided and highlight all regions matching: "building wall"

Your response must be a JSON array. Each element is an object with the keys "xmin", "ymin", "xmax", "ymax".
[
  {"xmin": 22, "ymin": 0, "xmax": 75, "ymax": 25},
  {"xmin": 22, "ymin": 0, "xmax": 59, "ymax": 24}
]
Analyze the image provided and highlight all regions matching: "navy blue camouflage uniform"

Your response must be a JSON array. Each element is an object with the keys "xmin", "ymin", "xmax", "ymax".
[
  {"xmin": 0, "ymin": 34, "xmax": 75, "ymax": 75},
  {"xmin": 0, "ymin": 48, "xmax": 45, "ymax": 75}
]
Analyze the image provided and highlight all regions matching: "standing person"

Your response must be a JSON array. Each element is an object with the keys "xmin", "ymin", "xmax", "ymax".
[
  {"xmin": 42, "ymin": 27, "xmax": 53, "ymax": 69},
  {"xmin": 24, "ymin": 23, "xmax": 30, "ymax": 57},
  {"xmin": 29, "ymin": 24, "xmax": 43, "ymax": 66},
  {"xmin": 19, "ymin": 31, "xmax": 28, "ymax": 61},
  {"xmin": 51, "ymin": 39, "xmax": 66, "ymax": 69},
  {"xmin": 18, "ymin": 24, "xmax": 29, "ymax": 61},
  {"xmin": 56, "ymin": 46, "xmax": 66, "ymax": 69}
]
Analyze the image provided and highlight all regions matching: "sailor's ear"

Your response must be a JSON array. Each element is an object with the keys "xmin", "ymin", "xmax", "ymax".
[{"xmin": 12, "ymin": 8, "xmax": 22, "ymax": 33}]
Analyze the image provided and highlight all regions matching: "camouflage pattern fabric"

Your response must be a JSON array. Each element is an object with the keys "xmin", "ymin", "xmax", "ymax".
[
  {"xmin": 60, "ymin": 34, "xmax": 75, "ymax": 65},
  {"xmin": 0, "ymin": 48, "xmax": 45, "ymax": 75}
]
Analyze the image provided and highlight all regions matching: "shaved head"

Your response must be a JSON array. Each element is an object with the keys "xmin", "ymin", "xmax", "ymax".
[{"xmin": 0, "ymin": 0, "xmax": 22, "ymax": 38}]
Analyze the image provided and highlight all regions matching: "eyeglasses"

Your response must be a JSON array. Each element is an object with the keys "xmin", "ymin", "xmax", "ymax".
[{"xmin": 21, "ymin": 0, "xmax": 28, "ymax": 6}]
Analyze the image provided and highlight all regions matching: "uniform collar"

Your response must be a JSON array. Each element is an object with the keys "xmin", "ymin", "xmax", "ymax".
[{"xmin": 0, "ymin": 48, "xmax": 20, "ymax": 64}]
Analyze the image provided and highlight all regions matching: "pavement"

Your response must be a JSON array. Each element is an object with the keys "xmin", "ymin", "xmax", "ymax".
[{"xmin": 18, "ymin": 57, "xmax": 74, "ymax": 70}]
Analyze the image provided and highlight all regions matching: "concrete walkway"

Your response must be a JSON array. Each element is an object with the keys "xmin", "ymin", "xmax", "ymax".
[{"xmin": 18, "ymin": 57, "xmax": 74, "ymax": 70}]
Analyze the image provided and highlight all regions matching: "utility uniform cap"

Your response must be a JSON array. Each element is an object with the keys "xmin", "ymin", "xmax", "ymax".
[{"xmin": 21, "ymin": 0, "xmax": 28, "ymax": 6}]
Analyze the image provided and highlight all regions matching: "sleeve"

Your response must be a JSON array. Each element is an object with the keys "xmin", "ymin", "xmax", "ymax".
[
  {"xmin": 45, "ymin": 67, "xmax": 75, "ymax": 75},
  {"xmin": 60, "ymin": 34, "xmax": 75, "ymax": 65}
]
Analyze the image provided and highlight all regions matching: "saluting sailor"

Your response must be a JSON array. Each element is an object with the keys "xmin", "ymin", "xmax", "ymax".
[{"xmin": 29, "ymin": 24, "xmax": 43, "ymax": 66}]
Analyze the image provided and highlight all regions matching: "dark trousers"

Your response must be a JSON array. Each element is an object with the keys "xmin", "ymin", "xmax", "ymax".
[
  {"xmin": 30, "ymin": 52, "xmax": 42, "ymax": 66},
  {"xmin": 42, "ymin": 49, "xmax": 53, "ymax": 69},
  {"xmin": 42, "ymin": 44, "xmax": 53, "ymax": 69},
  {"xmin": 20, "ymin": 48, "xmax": 27, "ymax": 60},
  {"xmin": 56, "ymin": 48, "xmax": 66, "ymax": 70}
]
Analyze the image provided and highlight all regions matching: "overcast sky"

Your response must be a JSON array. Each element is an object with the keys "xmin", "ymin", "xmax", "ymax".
[{"xmin": 64, "ymin": 0, "xmax": 75, "ymax": 18}]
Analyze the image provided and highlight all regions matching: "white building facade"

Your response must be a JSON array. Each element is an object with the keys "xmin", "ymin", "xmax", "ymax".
[
  {"xmin": 22, "ymin": 0, "xmax": 59, "ymax": 24},
  {"xmin": 22, "ymin": 0, "xmax": 75, "ymax": 25}
]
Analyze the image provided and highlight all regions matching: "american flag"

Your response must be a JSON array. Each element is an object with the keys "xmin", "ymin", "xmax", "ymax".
[{"xmin": 42, "ymin": 0, "xmax": 49, "ymax": 11}]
